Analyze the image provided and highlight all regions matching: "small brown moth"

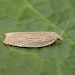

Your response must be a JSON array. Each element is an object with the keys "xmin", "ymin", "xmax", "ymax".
[
  {"xmin": 3, "ymin": 16, "xmax": 72, "ymax": 47},
  {"xmin": 3, "ymin": 32, "xmax": 62, "ymax": 47}
]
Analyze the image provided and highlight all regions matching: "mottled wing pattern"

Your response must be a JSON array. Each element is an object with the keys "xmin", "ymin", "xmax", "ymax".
[{"xmin": 3, "ymin": 32, "xmax": 62, "ymax": 47}]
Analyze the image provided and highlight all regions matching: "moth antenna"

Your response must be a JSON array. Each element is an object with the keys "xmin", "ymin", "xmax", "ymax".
[{"xmin": 61, "ymin": 15, "xmax": 72, "ymax": 36}]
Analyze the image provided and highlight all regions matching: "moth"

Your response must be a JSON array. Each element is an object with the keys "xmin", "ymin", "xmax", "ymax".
[
  {"xmin": 3, "ymin": 32, "xmax": 62, "ymax": 47},
  {"xmin": 3, "ymin": 16, "xmax": 72, "ymax": 47}
]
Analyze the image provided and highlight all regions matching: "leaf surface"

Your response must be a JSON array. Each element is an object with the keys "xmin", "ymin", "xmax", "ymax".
[{"xmin": 0, "ymin": 0, "xmax": 75, "ymax": 75}]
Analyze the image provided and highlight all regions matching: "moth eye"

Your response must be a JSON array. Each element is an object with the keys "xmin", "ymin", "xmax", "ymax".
[{"xmin": 57, "ymin": 38, "xmax": 60, "ymax": 41}]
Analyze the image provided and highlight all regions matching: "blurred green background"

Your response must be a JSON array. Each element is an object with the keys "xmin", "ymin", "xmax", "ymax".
[{"xmin": 0, "ymin": 0, "xmax": 75, "ymax": 75}]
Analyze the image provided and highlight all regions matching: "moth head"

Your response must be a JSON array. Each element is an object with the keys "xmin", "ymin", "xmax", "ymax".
[
  {"xmin": 50, "ymin": 32, "xmax": 63, "ymax": 41},
  {"xmin": 56, "ymin": 34, "xmax": 63, "ymax": 41}
]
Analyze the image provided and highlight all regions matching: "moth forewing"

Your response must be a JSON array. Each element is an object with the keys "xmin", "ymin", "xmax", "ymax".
[{"xmin": 3, "ymin": 32, "xmax": 62, "ymax": 47}]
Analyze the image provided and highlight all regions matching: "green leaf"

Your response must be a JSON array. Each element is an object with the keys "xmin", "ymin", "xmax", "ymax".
[{"xmin": 0, "ymin": 0, "xmax": 75, "ymax": 75}]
